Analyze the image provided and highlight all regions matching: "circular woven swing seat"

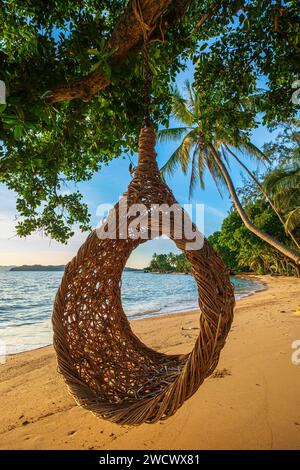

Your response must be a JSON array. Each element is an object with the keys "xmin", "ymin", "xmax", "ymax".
[{"xmin": 52, "ymin": 126, "xmax": 235, "ymax": 425}]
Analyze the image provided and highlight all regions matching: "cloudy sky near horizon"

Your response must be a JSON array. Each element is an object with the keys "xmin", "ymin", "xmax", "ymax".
[{"xmin": 0, "ymin": 65, "xmax": 277, "ymax": 269}]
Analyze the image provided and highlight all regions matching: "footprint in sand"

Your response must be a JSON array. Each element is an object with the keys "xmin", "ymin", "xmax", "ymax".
[{"xmin": 210, "ymin": 368, "xmax": 231, "ymax": 379}]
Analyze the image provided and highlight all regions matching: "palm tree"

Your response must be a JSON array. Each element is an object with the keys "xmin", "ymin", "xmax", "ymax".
[
  {"xmin": 159, "ymin": 81, "xmax": 300, "ymax": 265},
  {"xmin": 264, "ymin": 159, "xmax": 300, "ymax": 239},
  {"xmin": 223, "ymin": 144, "xmax": 300, "ymax": 249}
]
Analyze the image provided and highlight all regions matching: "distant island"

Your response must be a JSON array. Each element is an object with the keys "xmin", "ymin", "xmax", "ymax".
[
  {"xmin": 124, "ymin": 267, "xmax": 143, "ymax": 272},
  {"xmin": 9, "ymin": 265, "xmax": 143, "ymax": 272},
  {"xmin": 0, "ymin": 266, "xmax": 15, "ymax": 271},
  {"xmin": 10, "ymin": 265, "xmax": 65, "ymax": 272}
]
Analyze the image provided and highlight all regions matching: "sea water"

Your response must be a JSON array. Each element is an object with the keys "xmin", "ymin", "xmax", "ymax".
[{"xmin": 0, "ymin": 270, "xmax": 264, "ymax": 354}]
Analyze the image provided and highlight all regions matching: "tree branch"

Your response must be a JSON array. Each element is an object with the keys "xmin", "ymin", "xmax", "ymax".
[
  {"xmin": 192, "ymin": 0, "xmax": 223, "ymax": 33},
  {"xmin": 48, "ymin": 0, "xmax": 191, "ymax": 104}
]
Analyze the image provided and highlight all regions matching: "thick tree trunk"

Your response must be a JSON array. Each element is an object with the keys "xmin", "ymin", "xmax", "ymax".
[
  {"xmin": 224, "ymin": 144, "xmax": 300, "ymax": 250},
  {"xmin": 209, "ymin": 144, "xmax": 300, "ymax": 265},
  {"xmin": 48, "ymin": 0, "xmax": 191, "ymax": 103}
]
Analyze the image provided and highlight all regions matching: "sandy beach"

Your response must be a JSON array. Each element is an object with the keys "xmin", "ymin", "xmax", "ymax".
[{"xmin": 0, "ymin": 275, "xmax": 300, "ymax": 450}]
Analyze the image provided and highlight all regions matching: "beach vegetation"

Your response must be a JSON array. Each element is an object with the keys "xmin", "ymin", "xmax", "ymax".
[
  {"xmin": 146, "ymin": 252, "xmax": 191, "ymax": 274},
  {"xmin": 209, "ymin": 130, "xmax": 300, "ymax": 275}
]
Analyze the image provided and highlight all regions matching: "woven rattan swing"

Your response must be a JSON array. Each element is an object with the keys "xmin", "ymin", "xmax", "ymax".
[{"xmin": 52, "ymin": 7, "xmax": 235, "ymax": 426}]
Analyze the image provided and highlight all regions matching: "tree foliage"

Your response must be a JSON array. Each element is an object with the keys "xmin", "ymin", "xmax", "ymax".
[
  {"xmin": 209, "ymin": 204, "xmax": 299, "ymax": 276},
  {"xmin": 194, "ymin": 0, "xmax": 300, "ymax": 130},
  {"xmin": 209, "ymin": 138, "xmax": 300, "ymax": 277},
  {"xmin": 264, "ymin": 157, "xmax": 300, "ymax": 234},
  {"xmin": 146, "ymin": 252, "xmax": 191, "ymax": 273},
  {"xmin": 0, "ymin": 0, "xmax": 299, "ymax": 241},
  {"xmin": 239, "ymin": 127, "xmax": 300, "ymax": 240}
]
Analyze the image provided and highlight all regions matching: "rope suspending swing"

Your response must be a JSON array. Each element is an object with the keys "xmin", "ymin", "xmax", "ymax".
[{"xmin": 52, "ymin": 0, "xmax": 235, "ymax": 425}]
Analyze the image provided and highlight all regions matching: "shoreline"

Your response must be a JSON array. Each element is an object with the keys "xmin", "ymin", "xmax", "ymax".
[
  {"xmin": 2, "ymin": 274, "xmax": 266, "ymax": 357},
  {"xmin": 128, "ymin": 274, "xmax": 267, "ymax": 322},
  {"xmin": 1, "ymin": 275, "xmax": 300, "ymax": 449}
]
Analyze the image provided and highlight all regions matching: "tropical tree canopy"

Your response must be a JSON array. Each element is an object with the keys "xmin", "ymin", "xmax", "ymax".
[
  {"xmin": 239, "ymin": 127, "xmax": 300, "ymax": 239},
  {"xmin": 209, "ymin": 128, "xmax": 300, "ymax": 275},
  {"xmin": 264, "ymin": 159, "xmax": 300, "ymax": 234},
  {"xmin": 263, "ymin": 129, "xmax": 300, "ymax": 235},
  {"xmin": 146, "ymin": 252, "xmax": 191, "ymax": 273},
  {"xmin": 0, "ymin": 0, "xmax": 300, "ymax": 241},
  {"xmin": 209, "ymin": 200, "xmax": 300, "ymax": 276}
]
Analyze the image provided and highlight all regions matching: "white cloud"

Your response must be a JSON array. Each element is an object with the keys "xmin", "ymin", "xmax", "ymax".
[{"xmin": 0, "ymin": 186, "xmax": 88, "ymax": 265}]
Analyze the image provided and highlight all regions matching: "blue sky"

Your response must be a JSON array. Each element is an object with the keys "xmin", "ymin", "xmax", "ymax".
[{"xmin": 0, "ymin": 64, "xmax": 277, "ymax": 268}]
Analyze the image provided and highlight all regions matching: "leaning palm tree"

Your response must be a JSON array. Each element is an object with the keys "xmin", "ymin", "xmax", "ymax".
[
  {"xmin": 223, "ymin": 145, "xmax": 300, "ymax": 249},
  {"xmin": 159, "ymin": 81, "xmax": 300, "ymax": 265},
  {"xmin": 264, "ymin": 159, "xmax": 300, "ymax": 238}
]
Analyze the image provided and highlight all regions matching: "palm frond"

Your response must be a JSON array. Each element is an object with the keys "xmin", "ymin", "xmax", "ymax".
[
  {"xmin": 160, "ymin": 145, "xmax": 183, "ymax": 178},
  {"xmin": 221, "ymin": 145, "xmax": 231, "ymax": 170},
  {"xmin": 230, "ymin": 139, "xmax": 269, "ymax": 164},
  {"xmin": 160, "ymin": 130, "xmax": 197, "ymax": 177},
  {"xmin": 198, "ymin": 147, "xmax": 206, "ymax": 190},
  {"xmin": 185, "ymin": 79, "xmax": 194, "ymax": 102},
  {"xmin": 171, "ymin": 85, "xmax": 195, "ymax": 126},
  {"xmin": 271, "ymin": 187, "xmax": 300, "ymax": 212},
  {"xmin": 284, "ymin": 207, "xmax": 300, "ymax": 233},
  {"xmin": 240, "ymin": 140, "xmax": 269, "ymax": 163},
  {"xmin": 282, "ymin": 189, "xmax": 300, "ymax": 212},
  {"xmin": 189, "ymin": 147, "xmax": 199, "ymax": 199},
  {"xmin": 207, "ymin": 146, "xmax": 227, "ymax": 197},
  {"xmin": 179, "ymin": 132, "xmax": 197, "ymax": 174},
  {"xmin": 264, "ymin": 167, "xmax": 300, "ymax": 194},
  {"xmin": 157, "ymin": 127, "xmax": 191, "ymax": 144}
]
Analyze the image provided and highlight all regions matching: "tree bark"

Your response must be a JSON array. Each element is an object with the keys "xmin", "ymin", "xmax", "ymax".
[
  {"xmin": 48, "ymin": 0, "xmax": 191, "ymax": 103},
  {"xmin": 209, "ymin": 144, "xmax": 300, "ymax": 265}
]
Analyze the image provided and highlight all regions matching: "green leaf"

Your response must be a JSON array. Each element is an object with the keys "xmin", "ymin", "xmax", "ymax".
[
  {"xmin": 87, "ymin": 48, "xmax": 100, "ymax": 57},
  {"xmin": 153, "ymin": 48, "xmax": 161, "ymax": 59},
  {"xmin": 13, "ymin": 124, "xmax": 23, "ymax": 140},
  {"xmin": 90, "ymin": 61, "xmax": 101, "ymax": 72},
  {"xmin": 102, "ymin": 63, "xmax": 111, "ymax": 78},
  {"xmin": 104, "ymin": 46, "xmax": 119, "ymax": 59}
]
